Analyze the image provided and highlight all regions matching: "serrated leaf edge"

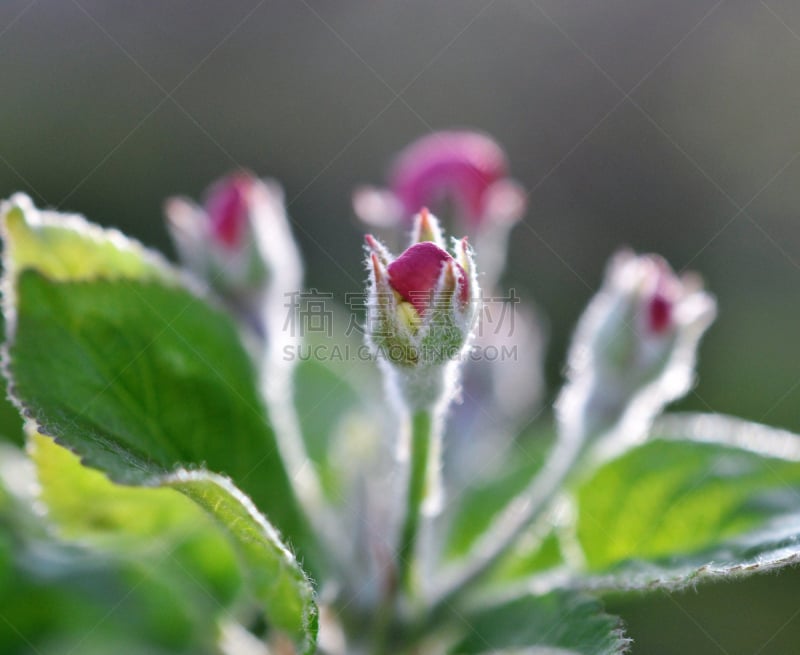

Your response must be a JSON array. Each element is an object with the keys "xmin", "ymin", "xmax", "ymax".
[
  {"xmin": 486, "ymin": 413, "xmax": 800, "ymax": 600},
  {"xmin": 453, "ymin": 591, "xmax": 632, "ymax": 655},
  {"xmin": 157, "ymin": 468, "xmax": 319, "ymax": 654}
]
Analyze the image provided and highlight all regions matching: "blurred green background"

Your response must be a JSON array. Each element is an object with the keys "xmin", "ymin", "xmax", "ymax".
[{"xmin": 1, "ymin": 0, "xmax": 800, "ymax": 652}]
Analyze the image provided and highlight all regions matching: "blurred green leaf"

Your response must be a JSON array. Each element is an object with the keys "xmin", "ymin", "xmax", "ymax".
[
  {"xmin": 0, "ymin": 455, "xmax": 219, "ymax": 655},
  {"xmin": 444, "ymin": 455, "xmax": 544, "ymax": 561},
  {"xmin": 294, "ymin": 358, "xmax": 361, "ymax": 499},
  {"xmin": 443, "ymin": 430, "xmax": 556, "ymax": 565},
  {"xmin": 290, "ymin": 304, "xmax": 384, "ymax": 507},
  {"xmin": 2, "ymin": 194, "xmax": 174, "ymax": 284},
  {"xmin": 168, "ymin": 470, "xmax": 318, "ymax": 652},
  {"xmin": 489, "ymin": 530, "xmax": 564, "ymax": 583},
  {"xmin": 32, "ymin": 433, "xmax": 241, "ymax": 607},
  {"xmin": 20, "ymin": 435, "xmax": 320, "ymax": 653},
  {"xmin": 450, "ymin": 592, "xmax": 629, "ymax": 654},
  {"xmin": 574, "ymin": 414, "xmax": 800, "ymax": 590},
  {"xmin": 0, "ymin": 558, "xmax": 218, "ymax": 655}
]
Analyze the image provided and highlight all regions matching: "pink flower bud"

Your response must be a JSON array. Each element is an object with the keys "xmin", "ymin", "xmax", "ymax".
[
  {"xmin": 560, "ymin": 250, "xmax": 716, "ymax": 441},
  {"xmin": 204, "ymin": 173, "xmax": 254, "ymax": 250},
  {"xmin": 353, "ymin": 131, "xmax": 526, "ymax": 230},
  {"xmin": 386, "ymin": 241, "xmax": 469, "ymax": 318},
  {"xmin": 164, "ymin": 172, "xmax": 302, "ymax": 338},
  {"xmin": 390, "ymin": 131, "xmax": 507, "ymax": 225},
  {"xmin": 647, "ymin": 292, "xmax": 672, "ymax": 334},
  {"xmin": 364, "ymin": 214, "xmax": 479, "ymax": 380},
  {"xmin": 595, "ymin": 252, "xmax": 713, "ymax": 373}
]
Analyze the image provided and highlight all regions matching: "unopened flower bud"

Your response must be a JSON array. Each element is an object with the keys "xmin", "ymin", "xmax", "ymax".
[
  {"xmin": 354, "ymin": 131, "xmax": 526, "ymax": 287},
  {"xmin": 204, "ymin": 172, "xmax": 252, "ymax": 250},
  {"xmin": 354, "ymin": 131, "xmax": 526, "ymax": 230},
  {"xmin": 165, "ymin": 171, "xmax": 301, "ymax": 339},
  {"xmin": 560, "ymin": 250, "xmax": 716, "ymax": 441},
  {"xmin": 365, "ymin": 218, "xmax": 479, "ymax": 409}
]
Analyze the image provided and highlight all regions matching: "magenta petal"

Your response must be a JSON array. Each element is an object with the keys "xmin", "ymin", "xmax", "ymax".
[
  {"xmin": 389, "ymin": 131, "xmax": 508, "ymax": 225},
  {"xmin": 387, "ymin": 242, "xmax": 454, "ymax": 317},
  {"xmin": 205, "ymin": 173, "xmax": 254, "ymax": 249},
  {"xmin": 647, "ymin": 293, "xmax": 672, "ymax": 334}
]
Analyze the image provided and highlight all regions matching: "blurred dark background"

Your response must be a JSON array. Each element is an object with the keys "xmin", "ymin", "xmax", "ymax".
[{"xmin": 2, "ymin": 0, "xmax": 800, "ymax": 652}]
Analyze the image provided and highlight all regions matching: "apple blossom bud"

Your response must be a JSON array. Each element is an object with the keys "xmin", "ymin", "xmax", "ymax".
[
  {"xmin": 164, "ymin": 171, "xmax": 301, "ymax": 339},
  {"xmin": 353, "ymin": 131, "xmax": 526, "ymax": 287},
  {"xmin": 559, "ymin": 250, "xmax": 716, "ymax": 442},
  {"xmin": 391, "ymin": 131, "xmax": 508, "ymax": 225},
  {"xmin": 365, "ymin": 220, "xmax": 480, "ymax": 409},
  {"xmin": 204, "ymin": 172, "xmax": 252, "ymax": 250},
  {"xmin": 354, "ymin": 131, "xmax": 526, "ymax": 230},
  {"xmin": 385, "ymin": 242, "xmax": 468, "ymax": 318}
]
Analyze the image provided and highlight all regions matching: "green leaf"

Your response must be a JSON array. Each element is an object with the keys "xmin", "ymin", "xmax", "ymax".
[
  {"xmin": 9, "ymin": 271, "xmax": 306, "ymax": 534},
  {"xmin": 573, "ymin": 414, "xmax": 800, "ymax": 591},
  {"xmin": 0, "ymin": 192, "xmax": 174, "ymax": 447},
  {"xmin": 10, "ymin": 271, "xmax": 306, "ymax": 537},
  {"xmin": 444, "ymin": 432, "xmax": 554, "ymax": 562},
  {"xmin": 30, "ymin": 419, "xmax": 318, "ymax": 652},
  {"xmin": 489, "ymin": 530, "xmax": 564, "ymax": 583},
  {"xmin": 0, "ymin": 448, "xmax": 221, "ymax": 655},
  {"xmin": 2, "ymin": 199, "xmax": 305, "ymax": 539},
  {"xmin": 294, "ymin": 358, "xmax": 362, "ymax": 499},
  {"xmin": 166, "ymin": 470, "xmax": 318, "ymax": 651},
  {"xmin": 1, "ymin": 199, "xmax": 318, "ymax": 650},
  {"xmin": 31, "ymin": 433, "xmax": 241, "ymax": 607},
  {"xmin": 1, "ymin": 193, "xmax": 174, "ymax": 284},
  {"xmin": 450, "ymin": 592, "xmax": 629, "ymax": 654}
]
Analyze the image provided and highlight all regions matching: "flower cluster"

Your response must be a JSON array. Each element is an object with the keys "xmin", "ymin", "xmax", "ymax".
[
  {"xmin": 2, "ymin": 111, "xmax": 780, "ymax": 655},
  {"xmin": 156, "ymin": 146, "xmax": 718, "ymax": 641}
]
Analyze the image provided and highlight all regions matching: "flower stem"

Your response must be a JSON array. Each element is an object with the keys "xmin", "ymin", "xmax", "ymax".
[
  {"xmin": 370, "ymin": 409, "xmax": 437, "ymax": 655},
  {"xmin": 397, "ymin": 408, "xmax": 435, "ymax": 594}
]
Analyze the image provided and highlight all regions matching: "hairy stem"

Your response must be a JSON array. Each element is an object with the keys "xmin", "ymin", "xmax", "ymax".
[
  {"xmin": 397, "ymin": 409, "xmax": 435, "ymax": 594},
  {"xmin": 371, "ymin": 409, "xmax": 438, "ymax": 655}
]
